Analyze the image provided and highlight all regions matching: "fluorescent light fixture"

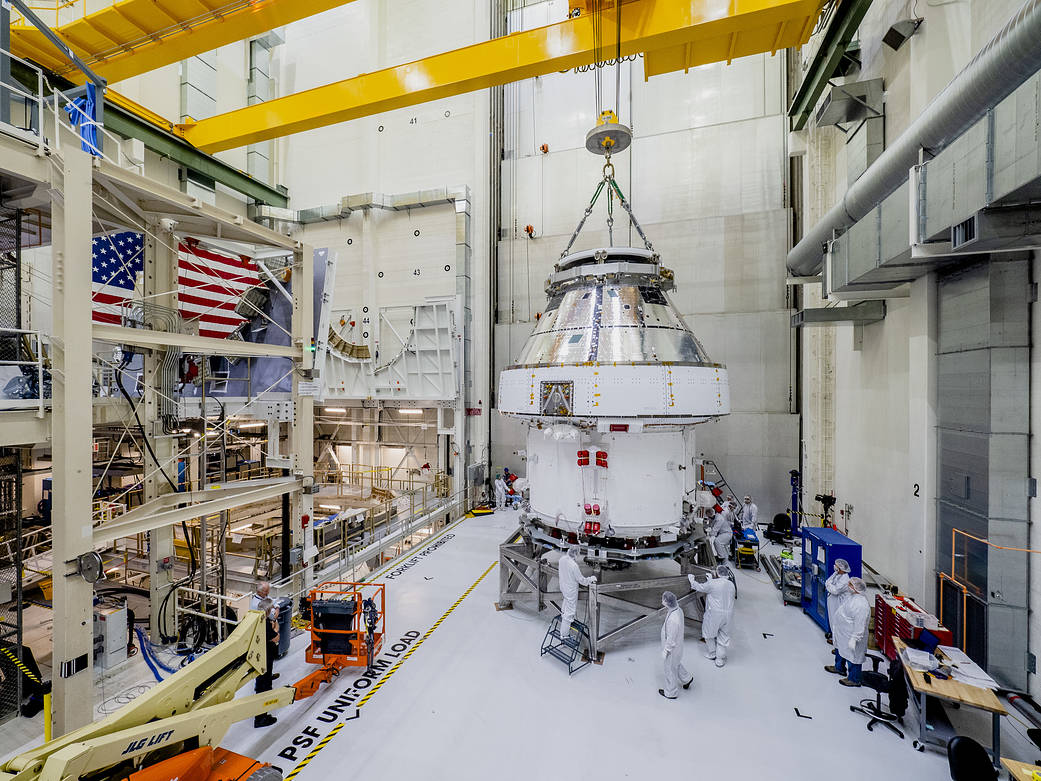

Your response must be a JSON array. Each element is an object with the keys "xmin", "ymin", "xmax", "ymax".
[
  {"xmin": 319, "ymin": 504, "xmax": 341, "ymax": 510},
  {"xmin": 236, "ymin": 422, "xmax": 266, "ymax": 429},
  {"xmin": 324, "ymin": 407, "xmax": 348, "ymax": 413},
  {"xmin": 398, "ymin": 409, "xmax": 422, "ymax": 415}
]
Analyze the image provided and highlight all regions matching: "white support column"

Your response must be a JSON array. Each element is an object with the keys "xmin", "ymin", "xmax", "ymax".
[
  {"xmin": 50, "ymin": 149, "xmax": 95, "ymax": 735},
  {"xmin": 144, "ymin": 224, "xmax": 179, "ymax": 640},
  {"xmin": 290, "ymin": 245, "xmax": 315, "ymax": 592}
]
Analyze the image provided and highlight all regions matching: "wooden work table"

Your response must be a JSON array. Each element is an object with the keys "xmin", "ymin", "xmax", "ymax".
[
  {"xmin": 893, "ymin": 637, "xmax": 1007, "ymax": 768},
  {"xmin": 1003, "ymin": 758, "xmax": 1040, "ymax": 780}
]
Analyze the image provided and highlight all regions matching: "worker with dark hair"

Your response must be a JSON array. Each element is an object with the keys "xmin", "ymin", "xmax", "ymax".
[{"xmin": 253, "ymin": 598, "xmax": 280, "ymax": 728}]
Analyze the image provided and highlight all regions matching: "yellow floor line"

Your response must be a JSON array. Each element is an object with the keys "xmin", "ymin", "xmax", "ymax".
[
  {"xmin": 364, "ymin": 512, "xmax": 472, "ymax": 582},
  {"xmin": 283, "ymin": 560, "xmax": 497, "ymax": 781}
]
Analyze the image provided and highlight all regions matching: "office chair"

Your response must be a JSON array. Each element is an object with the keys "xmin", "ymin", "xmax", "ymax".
[
  {"xmin": 946, "ymin": 736, "xmax": 998, "ymax": 781},
  {"xmin": 762, "ymin": 513, "xmax": 791, "ymax": 544},
  {"xmin": 849, "ymin": 653, "xmax": 907, "ymax": 739}
]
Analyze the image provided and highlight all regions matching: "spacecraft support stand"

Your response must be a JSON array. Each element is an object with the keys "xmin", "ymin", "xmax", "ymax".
[{"xmin": 496, "ymin": 532, "xmax": 713, "ymax": 660}]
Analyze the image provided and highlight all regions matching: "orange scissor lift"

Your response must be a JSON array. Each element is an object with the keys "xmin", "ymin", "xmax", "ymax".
[{"xmin": 293, "ymin": 581, "xmax": 386, "ymax": 699}]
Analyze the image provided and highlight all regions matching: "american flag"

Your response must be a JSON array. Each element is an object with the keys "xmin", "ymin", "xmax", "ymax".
[
  {"xmin": 91, "ymin": 232, "xmax": 263, "ymax": 339},
  {"xmin": 91, "ymin": 232, "xmax": 144, "ymax": 325},
  {"xmin": 177, "ymin": 240, "xmax": 262, "ymax": 339}
]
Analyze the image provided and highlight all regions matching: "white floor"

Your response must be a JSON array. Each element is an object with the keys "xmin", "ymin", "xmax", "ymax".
[
  {"xmin": 217, "ymin": 509, "xmax": 1035, "ymax": 780},
  {"xmin": 4, "ymin": 509, "xmax": 1038, "ymax": 779}
]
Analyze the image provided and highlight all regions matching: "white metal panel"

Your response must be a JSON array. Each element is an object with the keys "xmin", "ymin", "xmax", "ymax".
[
  {"xmin": 629, "ymin": 115, "xmax": 785, "ymax": 224},
  {"xmin": 498, "ymin": 363, "xmax": 728, "ymax": 418},
  {"xmin": 632, "ymin": 55, "xmax": 768, "ymax": 136},
  {"xmin": 526, "ymin": 425, "xmax": 686, "ymax": 536}
]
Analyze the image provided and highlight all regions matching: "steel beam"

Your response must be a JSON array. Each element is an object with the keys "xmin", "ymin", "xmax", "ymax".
[
  {"xmin": 10, "ymin": 0, "xmax": 356, "ymax": 84},
  {"xmin": 176, "ymin": 0, "xmax": 825, "ymax": 153},
  {"xmin": 92, "ymin": 159, "xmax": 298, "ymax": 249},
  {"xmin": 787, "ymin": 0, "xmax": 875, "ymax": 131},
  {"xmin": 103, "ymin": 98, "xmax": 289, "ymax": 207},
  {"xmin": 290, "ymin": 246, "xmax": 315, "ymax": 592},
  {"xmin": 143, "ymin": 222, "xmax": 179, "ymax": 640},
  {"xmin": 50, "ymin": 148, "xmax": 95, "ymax": 735},
  {"xmin": 9, "ymin": 0, "xmax": 105, "ymax": 86},
  {"xmin": 92, "ymin": 324, "xmax": 300, "ymax": 358},
  {"xmin": 94, "ymin": 479, "xmax": 302, "ymax": 543},
  {"xmin": 0, "ymin": 409, "xmax": 50, "ymax": 446}
]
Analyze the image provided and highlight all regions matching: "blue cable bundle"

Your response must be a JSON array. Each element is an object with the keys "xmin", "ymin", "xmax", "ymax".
[{"xmin": 134, "ymin": 628, "xmax": 187, "ymax": 680}]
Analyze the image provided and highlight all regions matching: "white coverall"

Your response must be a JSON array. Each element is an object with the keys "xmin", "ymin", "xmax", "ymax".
[
  {"xmin": 689, "ymin": 574, "xmax": 736, "ymax": 664},
  {"xmin": 708, "ymin": 512, "xmax": 733, "ymax": 560},
  {"xmin": 832, "ymin": 591, "xmax": 871, "ymax": 665},
  {"xmin": 739, "ymin": 501, "xmax": 758, "ymax": 528},
  {"xmin": 824, "ymin": 571, "xmax": 850, "ymax": 635},
  {"xmin": 493, "ymin": 477, "xmax": 507, "ymax": 509},
  {"xmin": 661, "ymin": 606, "xmax": 692, "ymax": 697},
  {"xmin": 558, "ymin": 554, "xmax": 594, "ymax": 640}
]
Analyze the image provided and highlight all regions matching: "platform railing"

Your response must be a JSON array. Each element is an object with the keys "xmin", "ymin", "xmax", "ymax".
[
  {"xmin": 0, "ymin": 50, "xmax": 46, "ymax": 153},
  {"xmin": 161, "ymin": 469, "xmax": 484, "ymax": 643},
  {"xmin": 0, "ymin": 327, "xmax": 47, "ymax": 416}
]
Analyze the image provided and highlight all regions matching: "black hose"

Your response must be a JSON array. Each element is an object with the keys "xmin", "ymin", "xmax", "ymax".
[
  {"xmin": 157, "ymin": 519, "xmax": 198, "ymax": 643},
  {"xmin": 113, "ymin": 364, "xmax": 179, "ymax": 492},
  {"xmin": 113, "ymin": 359, "xmax": 199, "ymax": 643}
]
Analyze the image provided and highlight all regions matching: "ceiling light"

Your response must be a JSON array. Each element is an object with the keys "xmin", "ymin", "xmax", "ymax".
[
  {"xmin": 324, "ymin": 407, "xmax": 348, "ymax": 414},
  {"xmin": 398, "ymin": 409, "xmax": 422, "ymax": 415}
]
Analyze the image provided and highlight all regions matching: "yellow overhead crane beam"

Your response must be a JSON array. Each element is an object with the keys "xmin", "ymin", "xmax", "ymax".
[
  {"xmin": 176, "ymin": 0, "xmax": 826, "ymax": 154},
  {"xmin": 10, "ymin": 0, "xmax": 357, "ymax": 85}
]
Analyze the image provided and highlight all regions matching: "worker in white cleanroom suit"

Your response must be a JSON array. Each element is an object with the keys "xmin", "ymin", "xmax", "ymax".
[
  {"xmin": 493, "ymin": 474, "xmax": 507, "ymax": 510},
  {"xmin": 826, "ymin": 577, "xmax": 871, "ymax": 687},
  {"xmin": 659, "ymin": 591, "xmax": 694, "ymax": 699},
  {"xmin": 688, "ymin": 564, "xmax": 737, "ymax": 667},
  {"xmin": 706, "ymin": 508, "xmax": 733, "ymax": 563},
  {"xmin": 824, "ymin": 559, "xmax": 851, "ymax": 643},
  {"xmin": 557, "ymin": 547, "xmax": 595, "ymax": 642},
  {"xmin": 739, "ymin": 495, "xmax": 758, "ymax": 528}
]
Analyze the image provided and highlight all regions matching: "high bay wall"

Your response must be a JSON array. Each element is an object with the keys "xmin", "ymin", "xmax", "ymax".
[
  {"xmin": 491, "ymin": 0, "xmax": 799, "ymax": 516},
  {"xmin": 273, "ymin": 1, "xmax": 492, "ymax": 478},
  {"xmin": 795, "ymin": 0, "xmax": 1038, "ymax": 693}
]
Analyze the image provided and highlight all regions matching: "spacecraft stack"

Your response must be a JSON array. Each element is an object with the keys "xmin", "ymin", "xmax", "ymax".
[{"xmin": 498, "ymin": 245, "xmax": 730, "ymax": 562}]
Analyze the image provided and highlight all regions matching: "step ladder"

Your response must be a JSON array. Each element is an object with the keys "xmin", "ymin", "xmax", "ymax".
[
  {"xmin": 202, "ymin": 411, "xmax": 228, "ymax": 486},
  {"xmin": 697, "ymin": 459, "xmax": 741, "ymax": 509},
  {"xmin": 540, "ymin": 616, "xmax": 591, "ymax": 675}
]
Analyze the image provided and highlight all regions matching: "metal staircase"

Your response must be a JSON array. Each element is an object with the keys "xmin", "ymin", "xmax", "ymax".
[
  {"xmin": 540, "ymin": 616, "xmax": 591, "ymax": 675},
  {"xmin": 697, "ymin": 459, "xmax": 741, "ymax": 507}
]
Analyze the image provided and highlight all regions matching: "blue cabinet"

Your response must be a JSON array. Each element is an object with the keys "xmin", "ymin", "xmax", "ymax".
[{"xmin": 801, "ymin": 527, "xmax": 862, "ymax": 633}]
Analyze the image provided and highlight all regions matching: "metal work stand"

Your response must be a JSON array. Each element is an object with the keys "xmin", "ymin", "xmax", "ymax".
[{"xmin": 497, "ymin": 530, "xmax": 714, "ymax": 661}]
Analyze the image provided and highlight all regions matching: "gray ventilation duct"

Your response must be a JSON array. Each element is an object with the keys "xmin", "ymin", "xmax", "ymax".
[{"xmin": 788, "ymin": 0, "xmax": 1041, "ymax": 277}]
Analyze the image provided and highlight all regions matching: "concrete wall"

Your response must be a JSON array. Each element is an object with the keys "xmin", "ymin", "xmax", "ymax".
[
  {"xmin": 274, "ymin": 0, "xmax": 492, "ymax": 475},
  {"xmin": 795, "ymin": 0, "xmax": 1036, "ymax": 689},
  {"xmin": 491, "ymin": 0, "xmax": 799, "ymax": 516},
  {"xmin": 112, "ymin": 44, "xmax": 253, "ymax": 215}
]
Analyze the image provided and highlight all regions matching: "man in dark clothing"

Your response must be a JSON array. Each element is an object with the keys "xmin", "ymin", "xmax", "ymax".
[{"xmin": 254, "ymin": 598, "xmax": 281, "ymax": 728}]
